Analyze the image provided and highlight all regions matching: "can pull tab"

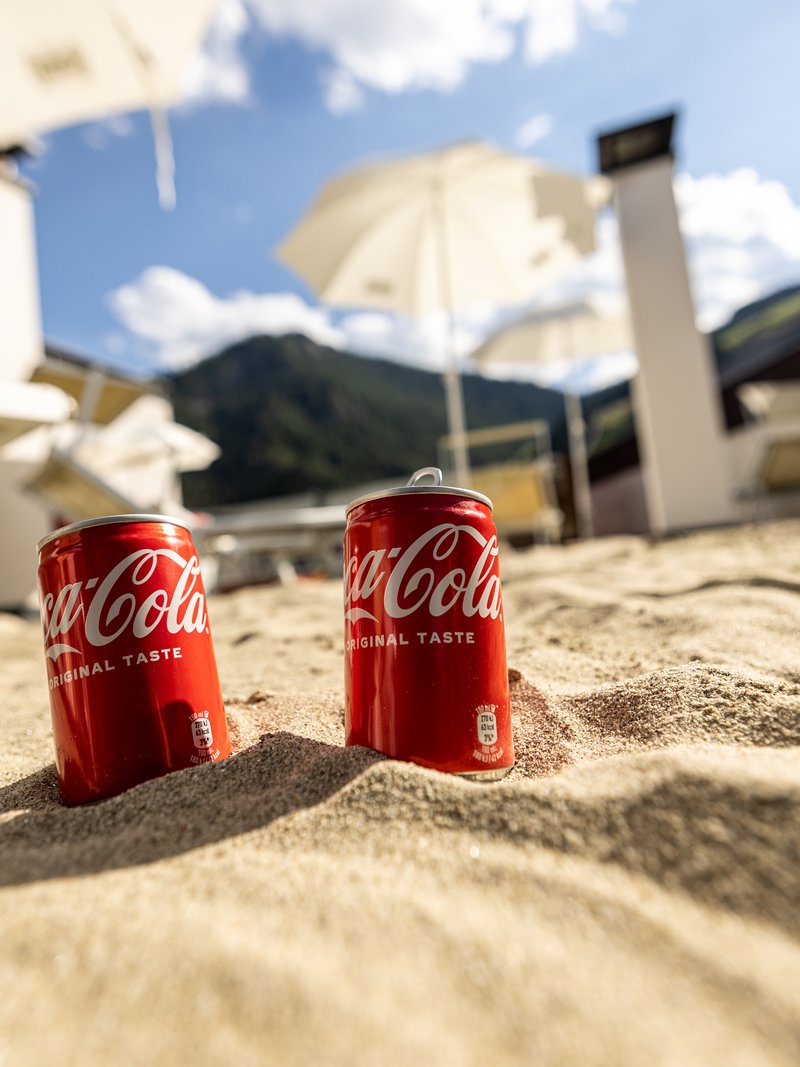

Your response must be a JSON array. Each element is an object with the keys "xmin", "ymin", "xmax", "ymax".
[{"xmin": 407, "ymin": 467, "xmax": 443, "ymax": 487}]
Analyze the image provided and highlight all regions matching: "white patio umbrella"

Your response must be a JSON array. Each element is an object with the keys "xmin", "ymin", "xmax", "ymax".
[
  {"xmin": 0, "ymin": 0, "xmax": 219, "ymax": 206},
  {"xmin": 472, "ymin": 297, "xmax": 633, "ymax": 538},
  {"xmin": 277, "ymin": 141, "xmax": 608, "ymax": 487}
]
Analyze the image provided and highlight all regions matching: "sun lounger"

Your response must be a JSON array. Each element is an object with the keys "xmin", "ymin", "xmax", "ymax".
[
  {"xmin": 439, "ymin": 419, "xmax": 563, "ymax": 543},
  {"xmin": 23, "ymin": 447, "xmax": 140, "ymax": 519},
  {"xmin": 200, "ymin": 505, "xmax": 348, "ymax": 589},
  {"xmin": 470, "ymin": 460, "xmax": 563, "ymax": 542},
  {"xmin": 737, "ymin": 381, "xmax": 800, "ymax": 497}
]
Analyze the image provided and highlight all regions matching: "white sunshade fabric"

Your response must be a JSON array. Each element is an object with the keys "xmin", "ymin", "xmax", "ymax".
[
  {"xmin": 471, "ymin": 296, "xmax": 634, "ymax": 542},
  {"xmin": 0, "ymin": 0, "xmax": 218, "ymax": 148},
  {"xmin": 472, "ymin": 297, "xmax": 633, "ymax": 367},
  {"xmin": 278, "ymin": 142, "xmax": 611, "ymax": 318},
  {"xmin": 277, "ymin": 139, "xmax": 611, "ymax": 490}
]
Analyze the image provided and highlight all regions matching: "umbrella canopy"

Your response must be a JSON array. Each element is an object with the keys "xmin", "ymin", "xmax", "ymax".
[
  {"xmin": 472, "ymin": 297, "xmax": 634, "ymax": 539},
  {"xmin": 278, "ymin": 141, "xmax": 608, "ymax": 486},
  {"xmin": 0, "ymin": 0, "xmax": 218, "ymax": 205},
  {"xmin": 279, "ymin": 142, "xmax": 607, "ymax": 317},
  {"xmin": 472, "ymin": 297, "xmax": 632, "ymax": 367}
]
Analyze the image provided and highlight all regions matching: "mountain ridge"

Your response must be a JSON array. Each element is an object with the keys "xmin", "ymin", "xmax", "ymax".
[{"xmin": 167, "ymin": 333, "xmax": 591, "ymax": 507}]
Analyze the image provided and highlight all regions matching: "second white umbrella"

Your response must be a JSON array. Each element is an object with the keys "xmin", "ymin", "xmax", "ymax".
[
  {"xmin": 278, "ymin": 141, "xmax": 608, "ymax": 487},
  {"xmin": 472, "ymin": 297, "xmax": 633, "ymax": 538}
]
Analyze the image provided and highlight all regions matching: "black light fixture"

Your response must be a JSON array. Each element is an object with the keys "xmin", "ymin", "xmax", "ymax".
[
  {"xmin": 0, "ymin": 143, "xmax": 31, "ymax": 161},
  {"xmin": 597, "ymin": 112, "xmax": 677, "ymax": 175}
]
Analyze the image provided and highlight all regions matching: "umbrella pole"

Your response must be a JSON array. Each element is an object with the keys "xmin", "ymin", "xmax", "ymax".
[
  {"xmin": 442, "ymin": 317, "xmax": 472, "ymax": 489},
  {"xmin": 108, "ymin": 7, "xmax": 176, "ymax": 209},
  {"xmin": 433, "ymin": 180, "xmax": 472, "ymax": 488},
  {"xmin": 563, "ymin": 316, "xmax": 593, "ymax": 539},
  {"xmin": 564, "ymin": 389, "xmax": 594, "ymax": 539}
]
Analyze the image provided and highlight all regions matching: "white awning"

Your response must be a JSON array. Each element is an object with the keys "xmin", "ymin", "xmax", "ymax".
[{"xmin": 0, "ymin": 380, "xmax": 74, "ymax": 447}]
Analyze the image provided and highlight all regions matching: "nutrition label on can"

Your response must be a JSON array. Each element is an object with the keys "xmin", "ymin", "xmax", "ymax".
[
  {"xmin": 191, "ymin": 716, "xmax": 213, "ymax": 749},
  {"xmin": 476, "ymin": 708, "xmax": 498, "ymax": 746}
]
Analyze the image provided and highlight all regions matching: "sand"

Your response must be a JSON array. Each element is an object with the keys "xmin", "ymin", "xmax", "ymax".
[{"xmin": 2, "ymin": 519, "xmax": 800, "ymax": 1066}]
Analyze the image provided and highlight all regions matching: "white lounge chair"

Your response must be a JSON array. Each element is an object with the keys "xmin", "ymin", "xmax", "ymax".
[
  {"xmin": 736, "ymin": 381, "xmax": 800, "ymax": 525},
  {"xmin": 737, "ymin": 381, "xmax": 800, "ymax": 497},
  {"xmin": 438, "ymin": 419, "xmax": 563, "ymax": 543},
  {"xmin": 24, "ymin": 446, "xmax": 140, "ymax": 520}
]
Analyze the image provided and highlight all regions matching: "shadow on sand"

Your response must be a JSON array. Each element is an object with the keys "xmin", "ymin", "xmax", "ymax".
[
  {"xmin": 0, "ymin": 732, "xmax": 384, "ymax": 889},
  {"xmin": 638, "ymin": 577, "xmax": 800, "ymax": 599}
]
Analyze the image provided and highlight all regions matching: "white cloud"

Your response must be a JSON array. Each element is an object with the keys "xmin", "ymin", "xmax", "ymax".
[
  {"xmin": 108, "ymin": 169, "xmax": 800, "ymax": 385},
  {"xmin": 81, "ymin": 114, "xmax": 135, "ymax": 150},
  {"xmin": 520, "ymin": 0, "xmax": 632, "ymax": 63},
  {"xmin": 675, "ymin": 168, "xmax": 800, "ymax": 329},
  {"xmin": 572, "ymin": 350, "xmax": 637, "ymax": 391},
  {"xmin": 108, "ymin": 267, "xmax": 343, "ymax": 370},
  {"xmin": 104, "ymin": 333, "xmax": 128, "ymax": 356},
  {"xmin": 468, "ymin": 167, "xmax": 800, "ymax": 388},
  {"xmin": 183, "ymin": 0, "xmax": 251, "ymax": 106},
  {"xmin": 245, "ymin": 0, "xmax": 635, "ymax": 110},
  {"xmin": 147, "ymin": 0, "xmax": 637, "ymax": 117},
  {"xmin": 477, "ymin": 349, "xmax": 636, "ymax": 393},
  {"xmin": 521, "ymin": 0, "xmax": 583, "ymax": 62},
  {"xmin": 515, "ymin": 112, "xmax": 554, "ymax": 149},
  {"xmin": 107, "ymin": 265, "xmax": 489, "ymax": 373},
  {"xmin": 337, "ymin": 309, "xmax": 483, "ymax": 369},
  {"xmin": 322, "ymin": 68, "xmax": 365, "ymax": 116},
  {"xmin": 155, "ymin": 0, "xmax": 637, "ymax": 116},
  {"xmin": 249, "ymin": 0, "xmax": 513, "ymax": 95},
  {"xmin": 521, "ymin": 168, "xmax": 800, "ymax": 336}
]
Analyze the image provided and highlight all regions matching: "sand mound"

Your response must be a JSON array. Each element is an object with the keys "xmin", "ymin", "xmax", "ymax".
[{"xmin": 1, "ymin": 519, "xmax": 799, "ymax": 1066}]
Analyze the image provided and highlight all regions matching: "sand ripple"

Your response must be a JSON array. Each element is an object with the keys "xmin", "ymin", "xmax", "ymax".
[{"xmin": 1, "ymin": 519, "xmax": 799, "ymax": 1065}]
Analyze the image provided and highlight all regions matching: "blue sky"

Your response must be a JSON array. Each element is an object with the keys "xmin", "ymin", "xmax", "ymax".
[{"xmin": 17, "ymin": 0, "xmax": 800, "ymax": 386}]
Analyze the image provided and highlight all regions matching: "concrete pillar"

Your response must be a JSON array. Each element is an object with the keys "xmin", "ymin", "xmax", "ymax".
[{"xmin": 599, "ymin": 116, "xmax": 736, "ymax": 533}]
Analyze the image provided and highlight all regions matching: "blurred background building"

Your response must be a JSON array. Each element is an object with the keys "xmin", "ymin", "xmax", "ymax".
[{"xmin": 2, "ymin": 0, "xmax": 799, "ymax": 601}]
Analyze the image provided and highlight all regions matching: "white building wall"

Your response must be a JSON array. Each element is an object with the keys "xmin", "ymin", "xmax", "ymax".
[
  {"xmin": 0, "ymin": 169, "xmax": 50, "ymax": 609},
  {"xmin": 0, "ymin": 168, "xmax": 42, "ymax": 383}
]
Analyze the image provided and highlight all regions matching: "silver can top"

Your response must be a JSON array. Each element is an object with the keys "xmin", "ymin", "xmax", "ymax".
[
  {"xmin": 37, "ymin": 513, "xmax": 193, "ymax": 556},
  {"xmin": 346, "ymin": 467, "xmax": 492, "ymax": 516}
]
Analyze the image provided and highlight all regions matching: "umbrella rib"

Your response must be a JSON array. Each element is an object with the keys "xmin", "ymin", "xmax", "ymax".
[{"xmin": 99, "ymin": 1, "xmax": 177, "ymax": 207}]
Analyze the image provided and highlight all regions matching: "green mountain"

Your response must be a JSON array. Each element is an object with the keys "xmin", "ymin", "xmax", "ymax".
[{"xmin": 168, "ymin": 334, "xmax": 570, "ymax": 508}]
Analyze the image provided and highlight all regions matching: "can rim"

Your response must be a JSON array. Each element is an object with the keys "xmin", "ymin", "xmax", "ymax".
[
  {"xmin": 37, "ymin": 513, "xmax": 193, "ymax": 556},
  {"xmin": 346, "ymin": 467, "xmax": 492, "ymax": 516}
]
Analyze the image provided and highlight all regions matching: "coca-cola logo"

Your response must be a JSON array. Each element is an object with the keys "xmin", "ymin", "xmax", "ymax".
[
  {"xmin": 41, "ymin": 548, "xmax": 207, "ymax": 660},
  {"xmin": 344, "ymin": 523, "xmax": 502, "ymax": 624}
]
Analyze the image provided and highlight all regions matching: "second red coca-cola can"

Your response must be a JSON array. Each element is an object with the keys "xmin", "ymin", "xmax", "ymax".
[
  {"xmin": 37, "ymin": 515, "xmax": 231, "ymax": 805},
  {"xmin": 344, "ymin": 467, "xmax": 514, "ymax": 778}
]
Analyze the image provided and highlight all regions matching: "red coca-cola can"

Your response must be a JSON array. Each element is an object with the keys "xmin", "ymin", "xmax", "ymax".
[
  {"xmin": 37, "ymin": 514, "xmax": 231, "ymax": 805},
  {"xmin": 344, "ymin": 467, "xmax": 514, "ymax": 779}
]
